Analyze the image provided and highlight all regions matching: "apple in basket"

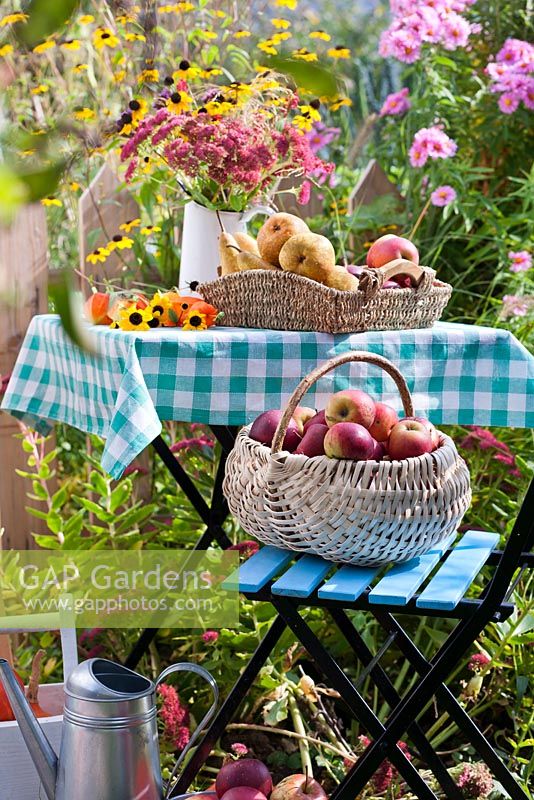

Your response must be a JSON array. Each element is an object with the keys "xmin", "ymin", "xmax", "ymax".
[
  {"xmin": 293, "ymin": 406, "xmax": 317, "ymax": 434},
  {"xmin": 295, "ymin": 424, "xmax": 329, "ymax": 457},
  {"xmin": 249, "ymin": 410, "xmax": 301, "ymax": 451},
  {"xmin": 271, "ymin": 774, "xmax": 328, "ymax": 800},
  {"xmin": 216, "ymin": 759, "xmax": 273, "ymax": 798},
  {"xmin": 368, "ymin": 402, "xmax": 399, "ymax": 442},
  {"xmin": 366, "ymin": 234, "xmax": 419, "ymax": 268},
  {"xmin": 403, "ymin": 416, "xmax": 441, "ymax": 449},
  {"xmin": 303, "ymin": 409, "xmax": 326, "ymax": 431},
  {"xmin": 387, "ymin": 419, "xmax": 435, "ymax": 459},
  {"xmin": 324, "ymin": 422, "xmax": 375, "ymax": 460},
  {"xmin": 325, "ymin": 390, "xmax": 376, "ymax": 429}
]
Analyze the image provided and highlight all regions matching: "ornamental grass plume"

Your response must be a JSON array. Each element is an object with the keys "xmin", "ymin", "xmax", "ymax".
[{"xmin": 158, "ymin": 682, "xmax": 191, "ymax": 751}]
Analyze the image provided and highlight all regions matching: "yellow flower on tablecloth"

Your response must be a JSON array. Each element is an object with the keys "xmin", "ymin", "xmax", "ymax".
[
  {"xmin": 327, "ymin": 45, "xmax": 350, "ymax": 59},
  {"xmin": 0, "ymin": 44, "xmax": 14, "ymax": 57},
  {"xmin": 61, "ymin": 39, "xmax": 81, "ymax": 51},
  {"xmin": 78, "ymin": 14, "xmax": 95, "ymax": 24},
  {"xmin": 166, "ymin": 90, "xmax": 192, "ymax": 114},
  {"xmin": 120, "ymin": 218, "xmax": 141, "ymax": 233},
  {"xmin": 140, "ymin": 225, "xmax": 162, "ymax": 236},
  {"xmin": 292, "ymin": 48, "xmax": 317, "ymax": 62},
  {"xmin": 74, "ymin": 107, "xmax": 95, "ymax": 121},
  {"xmin": 93, "ymin": 28, "xmax": 119, "ymax": 49},
  {"xmin": 1, "ymin": 12, "xmax": 28, "ymax": 26},
  {"xmin": 149, "ymin": 292, "xmax": 173, "ymax": 325},
  {"xmin": 118, "ymin": 304, "xmax": 155, "ymax": 331},
  {"xmin": 33, "ymin": 40, "xmax": 56, "ymax": 54},
  {"xmin": 310, "ymin": 30, "xmax": 331, "ymax": 41},
  {"xmin": 86, "ymin": 247, "xmax": 110, "ymax": 264},
  {"xmin": 107, "ymin": 235, "xmax": 134, "ymax": 251},
  {"xmin": 271, "ymin": 18, "xmax": 291, "ymax": 29},
  {"xmin": 182, "ymin": 310, "xmax": 208, "ymax": 331}
]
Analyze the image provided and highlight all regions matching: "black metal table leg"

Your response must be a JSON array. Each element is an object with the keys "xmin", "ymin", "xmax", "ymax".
[
  {"xmin": 272, "ymin": 599, "xmax": 439, "ymax": 800},
  {"xmin": 168, "ymin": 614, "xmax": 288, "ymax": 797},
  {"xmin": 329, "ymin": 608, "xmax": 463, "ymax": 800}
]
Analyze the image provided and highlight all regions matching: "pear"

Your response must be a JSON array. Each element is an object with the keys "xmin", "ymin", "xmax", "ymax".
[
  {"xmin": 237, "ymin": 252, "xmax": 278, "ymax": 271},
  {"xmin": 219, "ymin": 233, "xmax": 241, "ymax": 276},
  {"xmin": 279, "ymin": 233, "xmax": 359, "ymax": 291},
  {"xmin": 257, "ymin": 213, "xmax": 309, "ymax": 266},
  {"xmin": 322, "ymin": 266, "xmax": 360, "ymax": 291},
  {"xmin": 234, "ymin": 232, "xmax": 260, "ymax": 256}
]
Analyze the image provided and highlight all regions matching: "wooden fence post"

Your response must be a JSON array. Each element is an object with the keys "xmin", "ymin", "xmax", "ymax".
[{"xmin": 0, "ymin": 204, "xmax": 52, "ymax": 550}]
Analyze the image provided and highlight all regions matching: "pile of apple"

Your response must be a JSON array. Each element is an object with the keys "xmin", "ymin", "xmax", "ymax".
[
  {"xmin": 219, "ymin": 212, "xmax": 420, "ymax": 293},
  {"xmin": 249, "ymin": 391, "xmax": 440, "ymax": 462},
  {"xmin": 202, "ymin": 758, "xmax": 327, "ymax": 800}
]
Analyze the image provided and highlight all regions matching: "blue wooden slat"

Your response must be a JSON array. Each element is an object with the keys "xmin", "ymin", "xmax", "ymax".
[
  {"xmin": 318, "ymin": 565, "xmax": 380, "ymax": 602},
  {"xmin": 222, "ymin": 546, "xmax": 293, "ymax": 593},
  {"xmin": 416, "ymin": 530, "xmax": 500, "ymax": 611},
  {"xmin": 272, "ymin": 555, "xmax": 332, "ymax": 598},
  {"xmin": 368, "ymin": 533, "xmax": 457, "ymax": 606}
]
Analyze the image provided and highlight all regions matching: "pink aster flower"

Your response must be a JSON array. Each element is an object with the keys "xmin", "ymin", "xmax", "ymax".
[
  {"xmin": 508, "ymin": 250, "xmax": 532, "ymax": 272},
  {"xmin": 431, "ymin": 185, "xmax": 457, "ymax": 206},
  {"xmin": 380, "ymin": 87, "xmax": 411, "ymax": 116},
  {"xmin": 499, "ymin": 93, "xmax": 520, "ymax": 113},
  {"xmin": 201, "ymin": 630, "xmax": 219, "ymax": 644},
  {"xmin": 502, "ymin": 294, "xmax": 533, "ymax": 318},
  {"xmin": 409, "ymin": 125, "xmax": 457, "ymax": 167}
]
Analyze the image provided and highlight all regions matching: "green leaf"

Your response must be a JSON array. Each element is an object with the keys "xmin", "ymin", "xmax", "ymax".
[
  {"xmin": 16, "ymin": 0, "xmax": 79, "ymax": 48},
  {"xmin": 109, "ymin": 482, "xmax": 132, "ymax": 513},
  {"xmin": 31, "ymin": 480, "xmax": 48, "ymax": 500},
  {"xmin": 265, "ymin": 56, "xmax": 339, "ymax": 97},
  {"xmin": 49, "ymin": 270, "xmax": 96, "ymax": 353},
  {"xmin": 0, "ymin": 165, "xmax": 28, "ymax": 225},
  {"xmin": 18, "ymin": 161, "xmax": 65, "ymax": 202},
  {"xmin": 51, "ymin": 485, "xmax": 68, "ymax": 511}
]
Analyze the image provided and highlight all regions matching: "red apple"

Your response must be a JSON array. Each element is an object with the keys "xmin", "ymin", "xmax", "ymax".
[
  {"xmin": 382, "ymin": 279, "xmax": 401, "ymax": 289},
  {"xmin": 325, "ymin": 390, "xmax": 375, "ymax": 429},
  {"xmin": 401, "ymin": 416, "xmax": 440, "ymax": 449},
  {"xmin": 371, "ymin": 440, "xmax": 387, "ymax": 461},
  {"xmin": 387, "ymin": 419, "xmax": 434, "ymax": 460},
  {"xmin": 324, "ymin": 422, "xmax": 375, "ymax": 460},
  {"xmin": 216, "ymin": 760, "xmax": 272, "ymax": 799},
  {"xmin": 293, "ymin": 406, "xmax": 316, "ymax": 434},
  {"xmin": 295, "ymin": 424, "xmax": 329, "ymax": 457},
  {"xmin": 84, "ymin": 292, "xmax": 112, "ymax": 325},
  {"xmin": 303, "ymin": 410, "xmax": 326, "ymax": 432},
  {"xmin": 249, "ymin": 410, "xmax": 301, "ymax": 452},
  {"xmin": 346, "ymin": 264, "xmax": 364, "ymax": 277},
  {"xmin": 368, "ymin": 402, "xmax": 399, "ymax": 442},
  {"xmin": 271, "ymin": 774, "xmax": 328, "ymax": 800},
  {"xmin": 366, "ymin": 234, "xmax": 419, "ymax": 269},
  {"xmin": 220, "ymin": 790, "xmax": 268, "ymax": 800}
]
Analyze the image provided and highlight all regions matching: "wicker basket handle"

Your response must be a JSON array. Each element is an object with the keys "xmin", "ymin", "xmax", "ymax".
[
  {"xmin": 271, "ymin": 351, "xmax": 414, "ymax": 454},
  {"xmin": 359, "ymin": 259, "xmax": 435, "ymax": 301}
]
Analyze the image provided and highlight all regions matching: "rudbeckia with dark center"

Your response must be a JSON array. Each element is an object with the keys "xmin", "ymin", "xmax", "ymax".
[
  {"xmin": 310, "ymin": 30, "xmax": 331, "ymax": 41},
  {"xmin": 182, "ymin": 310, "xmax": 208, "ymax": 331},
  {"xmin": 138, "ymin": 68, "xmax": 159, "ymax": 83},
  {"xmin": 128, "ymin": 98, "xmax": 148, "ymax": 124},
  {"xmin": 107, "ymin": 234, "xmax": 134, "ymax": 251},
  {"xmin": 327, "ymin": 45, "xmax": 350, "ymax": 59},
  {"xmin": 166, "ymin": 90, "xmax": 192, "ymax": 113},
  {"xmin": 93, "ymin": 28, "xmax": 119, "ymax": 49},
  {"xmin": 117, "ymin": 111, "xmax": 133, "ymax": 134},
  {"xmin": 86, "ymin": 247, "xmax": 110, "ymax": 264},
  {"xmin": 292, "ymin": 48, "xmax": 318, "ymax": 62},
  {"xmin": 140, "ymin": 225, "xmax": 162, "ymax": 236},
  {"xmin": 118, "ymin": 304, "xmax": 155, "ymax": 331},
  {"xmin": 120, "ymin": 218, "xmax": 141, "ymax": 233},
  {"xmin": 41, "ymin": 197, "xmax": 63, "ymax": 207},
  {"xmin": 172, "ymin": 59, "xmax": 201, "ymax": 81},
  {"xmin": 61, "ymin": 39, "xmax": 81, "ymax": 51}
]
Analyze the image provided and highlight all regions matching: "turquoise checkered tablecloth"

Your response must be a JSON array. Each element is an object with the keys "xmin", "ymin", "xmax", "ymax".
[{"xmin": 2, "ymin": 315, "xmax": 533, "ymax": 478}]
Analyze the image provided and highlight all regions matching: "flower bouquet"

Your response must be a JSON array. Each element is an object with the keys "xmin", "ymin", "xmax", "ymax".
[{"xmin": 84, "ymin": 290, "xmax": 220, "ymax": 332}]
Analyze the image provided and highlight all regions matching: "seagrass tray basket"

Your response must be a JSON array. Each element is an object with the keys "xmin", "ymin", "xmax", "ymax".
[
  {"xmin": 223, "ymin": 351, "xmax": 471, "ymax": 566},
  {"xmin": 200, "ymin": 259, "xmax": 452, "ymax": 334}
]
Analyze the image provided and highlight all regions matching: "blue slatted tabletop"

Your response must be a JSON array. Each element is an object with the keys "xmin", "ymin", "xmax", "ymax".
[{"xmin": 228, "ymin": 530, "xmax": 500, "ymax": 612}]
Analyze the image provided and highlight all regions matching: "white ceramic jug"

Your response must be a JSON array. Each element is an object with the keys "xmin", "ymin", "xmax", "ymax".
[{"xmin": 179, "ymin": 200, "xmax": 274, "ymax": 291}]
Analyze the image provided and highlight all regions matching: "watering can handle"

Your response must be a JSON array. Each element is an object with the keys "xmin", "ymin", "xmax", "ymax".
[
  {"xmin": 156, "ymin": 662, "xmax": 219, "ymax": 800},
  {"xmin": 240, "ymin": 204, "xmax": 275, "ymax": 224}
]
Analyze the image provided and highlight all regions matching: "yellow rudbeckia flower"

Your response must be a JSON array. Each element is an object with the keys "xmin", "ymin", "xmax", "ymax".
[
  {"xmin": 86, "ymin": 247, "xmax": 110, "ymax": 263},
  {"xmin": 140, "ymin": 225, "xmax": 161, "ymax": 236},
  {"xmin": 128, "ymin": 97, "xmax": 148, "ymax": 124},
  {"xmin": 73, "ymin": 63, "xmax": 88, "ymax": 73},
  {"xmin": 201, "ymin": 67, "xmax": 223, "ymax": 78},
  {"xmin": 203, "ymin": 100, "xmax": 233, "ymax": 116},
  {"xmin": 233, "ymin": 29, "xmax": 251, "ymax": 38},
  {"xmin": 272, "ymin": 31, "xmax": 292, "ymax": 44},
  {"xmin": 1, "ymin": 12, "xmax": 28, "ymax": 27},
  {"xmin": 93, "ymin": 28, "xmax": 119, "ymax": 49},
  {"xmin": 199, "ymin": 29, "xmax": 217, "ymax": 40},
  {"xmin": 74, "ymin": 107, "xmax": 95, "ymax": 121},
  {"xmin": 69, "ymin": 182, "xmax": 81, "ymax": 191},
  {"xmin": 31, "ymin": 84, "xmax": 49, "ymax": 95},
  {"xmin": 61, "ymin": 39, "xmax": 81, "ymax": 51},
  {"xmin": 273, "ymin": 0, "xmax": 297, "ymax": 8},
  {"xmin": 330, "ymin": 95, "xmax": 352, "ymax": 111},
  {"xmin": 166, "ymin": 90, "xmax": 192, "ymax": 114},
  {"xmin": 41, "ymin": 197, "xmax": 62, "ymax": 207},
  {"xmin": 172, "ymin": 59, "xmax": 202, "ymax": 81},
  {"xmin": 258, "ymin": 40, "xmax": 278, "ymax": 56},
  {"xmin": 125, "ymin": 32, "xmax": 146, "ymax": 42},
  {"xmin": 271, "ymin": 18, "xmax": 291, "ymax": 29},
  {"xmin": 149, "ymin": 292, "xmax": 172, "ymax": 321},
  {"xmin": 78, "ymin": 14, "xmax": 95, "ymax": 24},
  {"xmin": 138, "ymin": 68, "xmax": 159, "ymax": 82},
  {"xmin": 310, "ymin": 30, "xmax": 331, "ymax": 41},
  {"xmin": 118, "ymin": 304, "xmax": 155, "ymax": 331},
  {"xmin": 107, "ymin": 235, "xmax": 134, "ymax": 251},
  {"xmin": 120, "ymin": 218, "xmax": 141, "ymax": 233},
  {"xmin": 182, "ymin": 309, "xmax": 208, "ymax": 331},
  {"xmin": 0, "ymin": 44, "xmax": 14, "ymax": 57},
  {"xmin": 327, "ymin": 45, "xmax": 350, "ymax": 59},
  {"xmin": 33, "ymin": 40, "xmax": 56, "ymax": 54},
  {"xmin": 292, "ymin": 48, "xmax": 317, "ymax": 62}
]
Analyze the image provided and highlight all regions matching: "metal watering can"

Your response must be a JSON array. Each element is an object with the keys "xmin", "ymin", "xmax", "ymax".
[{"xmin": 0, "ymin": 657, "xmax": 218, "ymax": 800}]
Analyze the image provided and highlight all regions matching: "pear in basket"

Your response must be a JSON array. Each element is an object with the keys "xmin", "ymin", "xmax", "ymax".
[{"xmin": 279, "ymin": 233, "xmax": 359, "ymax": 291}]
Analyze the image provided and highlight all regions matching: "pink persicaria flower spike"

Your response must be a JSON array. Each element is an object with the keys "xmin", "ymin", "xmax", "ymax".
[
  {"xmin": 201, "ymin": 630, "xmax": 219, "ymax": 644},
  {"xmin": 508, "ymin": 250, "xmax": 532, "ymax": 272},
  {"xmin": 431, "ymin": 185, "xmax": 457, "ymax": 206},
  {"xmin": 380, "ymin": 87, "xmax": 411, "ymax": 116}
]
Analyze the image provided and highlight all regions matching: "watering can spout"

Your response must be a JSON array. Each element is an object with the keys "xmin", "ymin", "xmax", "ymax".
[{"xmin": 0, "ymin": 658, "xmax": 58, "ymax": 800}]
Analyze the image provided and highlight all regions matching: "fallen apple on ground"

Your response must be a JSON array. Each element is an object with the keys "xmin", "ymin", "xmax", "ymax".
[
  {"xmin": 215, "ymin": 759, "xmax": 273, "ymax": 799},
  {"xmin": 271, "ymin": 774, "xmax": 328, "ymax": 800},
  {"xmin": 325, "ymin": 390, "xmax": 376, "ymax": 430}
]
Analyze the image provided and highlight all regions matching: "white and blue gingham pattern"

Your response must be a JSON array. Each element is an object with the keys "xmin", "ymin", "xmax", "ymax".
[{"xmin": 2, "ymin": 315, "xmax": 533, "ymax": 478}]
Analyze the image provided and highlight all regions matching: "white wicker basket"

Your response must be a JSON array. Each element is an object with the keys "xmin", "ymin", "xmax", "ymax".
[{"xmin": 223, "ymin": 351, "xmax": 471, "ymax": 566}]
